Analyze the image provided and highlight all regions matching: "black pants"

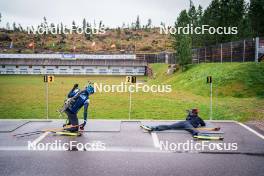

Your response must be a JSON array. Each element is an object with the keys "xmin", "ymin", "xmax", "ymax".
[
  {"xmin": 65, "ymin": 109, "xmax": 79, "ymax": 132},
  {"xmin": 152, "ymin": 121, "xmax": 199, "ymax": 136}
]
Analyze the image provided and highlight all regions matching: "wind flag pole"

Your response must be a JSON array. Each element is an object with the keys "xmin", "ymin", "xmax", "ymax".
[{"xmin": 9, "ymin": 40, "xmax": 13, "ymax": 49}]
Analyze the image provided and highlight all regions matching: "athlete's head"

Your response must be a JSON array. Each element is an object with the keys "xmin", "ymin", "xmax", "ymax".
[
  {"xmin": 86, "ymin": 84, "xmax": 94, "ymax": 95},
  {"xmin": 191, "ymin": 108, "xmax": 199, "ymax": 116}
]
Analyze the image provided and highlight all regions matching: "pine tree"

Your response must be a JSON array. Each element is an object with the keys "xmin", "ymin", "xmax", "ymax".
[
  {"xmin": 13, "ymin": 22, "xmax": 18, "ymax": 31},
  {"xmin": 249, "ymin": 0, "xmax": 264, "ymax": 36},
  {"xmin": 84, "ymin": 22, "xmax": 92, "ymax": 40},
  {"xmin": 72, "ymin": 21, "xmax": 77, "ymax": 33},
  {"xmin": 6, "ymin": 22, "xmax": 10, "ymax": 30},
  {"xmin": 135, "ymin": 15, "xmax": 140, "ymax": 29},
  {"xmin": 18, "ymin": 24, "xmax": 23, "ymax": 32},
  {"xmin": 177, "ymin": 35, "xmax": 192, "ymax": 71},
  {"xmin": 43, "ymin": 17, "xmax": 48, "ymax": 27},
  {"xmin": 82, "ymin": 18, "xmax": 86, "ymax": 30},
  {"xmin": 99, "ymin": 20, "xmax": 103, "ymax": 29},
  {"xmin": 147, "ymin": 18, "xmax": 152, "ymax": 28},
  {"xmin": 172, "ymin": 10, "xmax": 192, "ymax": 70}
]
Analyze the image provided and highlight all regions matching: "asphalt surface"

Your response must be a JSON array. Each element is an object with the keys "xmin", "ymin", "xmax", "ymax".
[{"xmin": 0, "ymin": 120, "xmax": 263, "ymax": 176}]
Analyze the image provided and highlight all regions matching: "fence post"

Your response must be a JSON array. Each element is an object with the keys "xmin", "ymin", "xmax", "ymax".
[
  {"xmin": 243, "ymin": 40, "xmax": 246, "ymax": 62},
  {"xmin": 230, "ymin": 42, "xmax": 233, "ymax": 62},
  {"xmin": 205, "ymin": 47, "xmax": 207, "ymax": 63},
  {"xmin": 197, "ymin": 49, "xmax": 199, "ymax": 64},
  {"xmin": 221, "ymin": 44, "xmax": 223, "ymax": 63},
  {"xmin": 198, "ymin": 49, "xmax": 200, "ymax": 64},
  {"xmin": 255, "ymin": 37, "xmax": 259, "ymax": 63}
]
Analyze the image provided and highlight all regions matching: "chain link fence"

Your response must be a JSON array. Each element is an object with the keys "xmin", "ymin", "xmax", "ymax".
[
  {"xmin": 136, "ymin": 52, "xmax": 176, "ymax": 64},
  {"xmin": 136, "ymin": 37, "xmax": 263, "ymax": 65},
  {"xmin": 192, "ymin": 37, "xmax": 263, "ymax": 64}
]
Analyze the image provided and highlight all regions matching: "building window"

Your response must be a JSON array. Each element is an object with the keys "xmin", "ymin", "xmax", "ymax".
[
  {"xmin": 125, "ymin": 69, "xmax": 133, "ymax": 74},
  {"xmin": 86, "ymin": 69, "xmax": 94, "ymax": 73},
  {"xmin": 33, "ymin": 69, "xmax": 41, "ymax": 74},
  {"xmin": 112, "ymin": 69, "xmax": 120, "ymax": 73},
  {"xmin": 99, "ymin": 69, "xmax": 107, "ymax": 74}
]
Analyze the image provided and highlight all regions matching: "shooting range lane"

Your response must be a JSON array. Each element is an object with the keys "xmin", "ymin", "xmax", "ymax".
[
  {"xmin": 1, "ymin": 150, "xmax": 263, "ymax": 176},
  {"xmin": 212, "ymin": 122, "xmax": 264, "ymax": 153},
  {"xmin": 0, "ymin": 121, "xmax": 52, "ymax": 147},
  {"xmin": 0, "ymin": 120, "xmax": 30, "ymax": 132},
  {"xmin": 0, "ymin": 120, "xmax": 264, "ymax": 176},
  {"xmin": 141, "ymin": 121, "xmax": 225, "ymax": 134},
  {"xmin": 152, "ymin": 121, "xmax": 264, "ymax": 154},
  {"xmin": 84, "ymin": 120, "xmax": 121, "ymax": 132},
  {"xmin": 40, "ymin": 121, "xmax": 155, "ymax": 151}
]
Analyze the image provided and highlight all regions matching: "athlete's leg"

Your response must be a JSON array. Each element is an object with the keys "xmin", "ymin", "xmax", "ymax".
[
  {"xmin": 152, "ymin": 121, "xmax": 186, "ymax": 131},
  {"xmin": 183, "ymin": 121, "xmax": 199, "ymax": 136},
  {"xmin": 65, "ymin": 110, "xmax": 79, "ymax": 132}
]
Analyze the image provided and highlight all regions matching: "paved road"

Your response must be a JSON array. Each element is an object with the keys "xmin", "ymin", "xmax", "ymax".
[{"xmin": 0, "ymin": 120, "xmax": 263, "ymax": 176}]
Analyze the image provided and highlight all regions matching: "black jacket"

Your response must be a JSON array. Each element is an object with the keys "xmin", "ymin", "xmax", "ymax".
[{"xmin": 186, "ymin": 115, "xmax": 206, "ymax": 128}]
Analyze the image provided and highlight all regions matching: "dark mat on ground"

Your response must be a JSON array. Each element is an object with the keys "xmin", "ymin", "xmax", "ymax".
[
  {"xmin": 12, "ymin": 120, "xmax": 121, "ymax": 132},
  {"xmin": 140, "ymin": 121, "xmax": 224, "ymax": 134},
  {"xmin": 0, "ymin": 121, "xmax": 30, "ymax": 132},
  {"xmin": 157, "ymin": 122, "xmax": 264, "ymax": 154},
  {"xmin": 84, "ymin": 120, "xmax": 121, "ymax": 132}
]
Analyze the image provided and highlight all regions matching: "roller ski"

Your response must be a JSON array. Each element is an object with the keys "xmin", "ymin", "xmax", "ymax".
[
  {"xmin": 140, "ymin": 125, "xmax": 153, "ymax": 132},
  {"xmin": 49, "ymin": 124, "xmax": 83, "ymax": 136},
  {"xmin": 54, "ymin": 130, "xmax": 82, "ymax": 137},
  {"xmin": 193, "ymin": 135, "xmax": 224, "ymax": 140},
  {"xmin": 195, "ymin": 127, "xmax": 221, "ymax": 131}
]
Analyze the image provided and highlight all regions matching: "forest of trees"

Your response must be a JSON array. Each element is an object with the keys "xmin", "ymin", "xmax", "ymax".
[
  {"xmin": 173, "ymin": 0, "xmax": 264, "ymax": 69},
  {"xmin": 0, "ymin": 0, "xmax": 263, "ymax": 57}
]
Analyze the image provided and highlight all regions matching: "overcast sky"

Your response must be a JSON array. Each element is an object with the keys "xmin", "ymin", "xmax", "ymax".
[{"xmin": 0, "ymin": 0, "xmax": 212, "ymax": 28}]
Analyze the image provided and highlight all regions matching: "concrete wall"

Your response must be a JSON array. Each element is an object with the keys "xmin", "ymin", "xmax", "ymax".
[
  {"xmin": 0, "ymin": 54, "xmax": 136, "ymax": 60},
  {"xmin": 0, "ymin": 65, "xmax": 146, "ymax": 75}
]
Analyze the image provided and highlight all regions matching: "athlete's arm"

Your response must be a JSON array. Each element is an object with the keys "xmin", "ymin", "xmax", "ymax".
[
  {"xmin": 80, "ymin": 100, "xmax": 89, "ymax": 129},
  {"xmin": 68, "ymin": 84, "xmax": 79, "ymax": 98},
  {"xmin": 199, "ymin": 117, "xmax": 206, "ymax": 126}
]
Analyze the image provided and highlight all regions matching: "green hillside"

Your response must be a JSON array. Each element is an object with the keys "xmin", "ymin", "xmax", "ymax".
[
  {"xmin": 150, "ymin": 62, "xmax": 264, "ymax": 98},
  {"xmin": 0, "ymin": 63, "xmax": 263, "ymax": 121}
]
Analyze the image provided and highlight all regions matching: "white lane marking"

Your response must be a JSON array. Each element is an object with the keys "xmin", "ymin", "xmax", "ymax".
[
  {"xmin": 31, "ymin": 132, "xmax": 50, "ymax": 146},
  {"xmin": 0, "ymin": 146, "xmax": 169, "ymax": 153},
  {"xmin": 0, "ymin": 146, "xmax": 28, "ymax": 151},
  {"xmin": 151, "ymin": 132, "xmax": 160, "ymax": 148},
  {"xmin": 237, "ymin": 122, "xmax": 264, "ymax": 140}
]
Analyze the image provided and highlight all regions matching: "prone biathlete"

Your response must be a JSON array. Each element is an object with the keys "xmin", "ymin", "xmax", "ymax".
[
  {"xmin": 140, "ymin": 109, "xmax": 206, "ymax": 136},
  {"xmin": 64, "ymin": 83, "xmax": 95, "ymax": 132}
]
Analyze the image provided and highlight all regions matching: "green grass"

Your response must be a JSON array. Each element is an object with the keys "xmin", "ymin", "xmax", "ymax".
[
  {"xmin": 150, "ymin": 62, "xmax": 264, "ymax": 98},
  {"xmin": 0, "ymin": 62, "xmax": 263, "ymax": 121}
]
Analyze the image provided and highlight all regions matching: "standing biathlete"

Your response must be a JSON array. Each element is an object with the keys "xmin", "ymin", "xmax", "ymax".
[
  {"xmin": 141, "ymin": 109, "xmax": 206, "ymax": 136},
  {"xmin": 64, "ymin": 83, "xmax": 94, "ymax": 132}
]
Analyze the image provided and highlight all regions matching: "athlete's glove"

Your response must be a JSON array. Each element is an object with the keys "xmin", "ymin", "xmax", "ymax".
[
  {"xmin": 79, "ymin": 120, "xmax": 87, "ymax": 130},
  {"xmin": 73, "ymin": 84, "xmax": 78, "ymax": 89}
]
